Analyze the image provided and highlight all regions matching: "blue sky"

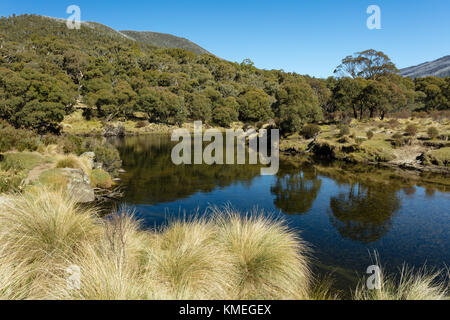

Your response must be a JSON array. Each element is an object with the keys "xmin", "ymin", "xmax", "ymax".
[{"xmin": 1, "ymin": 0, "xmax": 449, "ymax": 78}]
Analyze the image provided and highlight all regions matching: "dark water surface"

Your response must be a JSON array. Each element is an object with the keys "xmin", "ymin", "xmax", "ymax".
[{"xmin": 112, "ymin": 135, "xmax": 450, "ymax": 292}]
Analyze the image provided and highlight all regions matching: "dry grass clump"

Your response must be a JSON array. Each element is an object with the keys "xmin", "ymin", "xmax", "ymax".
[
  {"xmin": 55, "ymin": 154, "xmax": 91, "ymax": 175},
  {"xmin": 0, "ymin": 189, "xmax": 313, "ymax": 300},
  {"xmin": 354, "ymin": 265, "xmax": 448, "ymax": 300},
  {"xmin": 1, "ymin": 189, "xmax": 446, "ymax": 300},
  {"xmin": 213, "ymin": 207, "xmax": 311, "ymax": 299},
  {"xmin": 0, "ymin": 187, "xmax": 99, "ymax": 265},
  {"xmin": 144, "ymin": 219, "xmax": 235, "ymax": 299}
]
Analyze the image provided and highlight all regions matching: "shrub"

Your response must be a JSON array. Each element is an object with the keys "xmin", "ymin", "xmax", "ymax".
[
  {"xmin": 83, "ymin": 139, "xmax": 122, "ymax": 176},
  {"xmin": 392, "ymin": 133, "xmax": 403, "ymax": 140},
  {"xmin": 0, "ymin": 121, "xmax": 40, "ymax": 152},
  {"xmin": 392, "ymin": 133, "xmax": 406, "ymax": 148},
  {"xmin": 61, "ymin": 135, "xmax": 87, "ymax": 155},
  {"xmin": 427, "ymin": 127, "xmax": 439, "ymax": 139},
  {"xmin": 135, "ymin": 120, "xmax": 149, "ymax": 129},
  {"xmin": 0, "ymin": 187, "xmax": 99, "ymax": 265},
  {"xmin": 366, "ymin": 130, "xmax": 374, "ymax": 140},
  {"xmin": 338, "ymin": 124, "xmax": 350, "ymax": 136},
  {"xmin": 212, "ymin": 106, "xmax": 239, "ymax": 128},
  {"xmin": 90, "ymin": 169, "xmax": 113, "ymax": 189},
  {"xmin": 387, "ymin": 119, "xmax": 400, "ymax": 129},
  {"xmin": 390, "ymin": 110, "xmax": 411, "ymax": 119},
  {"xmin": 0, "ymin": 169, "xmax": 25, "ymax": 193},
  {"xmin": 301, "ymin": 124, "xmax": 321, "ymax": 139},
  {"xmin": 405, "ymin": 124, "xmax": 418, "ymax": 137}
]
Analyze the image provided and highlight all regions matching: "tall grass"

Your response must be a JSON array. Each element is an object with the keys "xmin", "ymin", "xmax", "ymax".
[
  {"xmin": 0, "ymin": 187, "xmax": 100, "ymax": 265},
  {"xmin": 354, "ymin": 264, "xmax": 448, "ymax": 300},
  {"xmin": 213, "ymin": 207, "xmax": 311, "ymax": 299},
  {"xmin": 0, "ymin": 188, "xmax": 447, "ymax": 300},
  {"xmin": 55, "ymin": 154, "xmax": 91, "ymax": 175}
]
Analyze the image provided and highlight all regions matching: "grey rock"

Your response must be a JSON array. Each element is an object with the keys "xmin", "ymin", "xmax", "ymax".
[
  {"xmin": 103, "ymin": 123, "xmax": 125, "ymax": 137},
  {"xmin": 93, "ymin": 162, "xmax": 103, "ymax": 170},
  {"xmin": 60, "ymin": 168, "xmax": 95, "ymax": 203}
]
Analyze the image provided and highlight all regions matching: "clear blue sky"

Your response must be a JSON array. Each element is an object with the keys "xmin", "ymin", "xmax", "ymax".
[{"xmin": 1, "ymin": 0, "xmax": 449, "ymax": 78}]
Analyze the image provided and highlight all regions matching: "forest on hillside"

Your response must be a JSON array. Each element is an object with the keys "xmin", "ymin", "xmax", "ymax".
[{"xmin": 0, "ymin": 14, "xmax": 449, "ymax": 135}]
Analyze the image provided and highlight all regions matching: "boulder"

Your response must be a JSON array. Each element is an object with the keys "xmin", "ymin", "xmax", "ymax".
[
  {"xmin": 103, "ymin": 123, "xmax": 125, "ymax": 137},
  {"xmin": 59, "ymin": 168, "xmax": 95, "ymax": 203}
]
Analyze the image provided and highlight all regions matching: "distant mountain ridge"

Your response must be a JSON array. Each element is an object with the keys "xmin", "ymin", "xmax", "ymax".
[
  {"xmin": 44, "ymin": 16, "xmax": 210, "ymax": 55},
  {"xmin": 399, "ymin": 55, "xmax": 450, "ymax": 78},
  {"xmin": 120, "ymin": 30, "xmax": 211, "ymax": 55}
]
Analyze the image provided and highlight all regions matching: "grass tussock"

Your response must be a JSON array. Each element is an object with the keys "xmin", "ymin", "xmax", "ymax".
[
  {"xmin": 354, "ymin": 265, "xmax": 449, "ymax": 300},
  {"xmin": 0, "ymin": 189, "xmax": 313, "ymax": 300},
  {"xmin": 55, "ymin": 154, "xmax": 91, "ymax": 175},
  {"xmin": 0, "ymin": 188, "xmax": 447, "ymax": 300},
  {"xmin": 0, "ymin": 187, "xmax": 100, "ymax": 265},
  {"xmin": 213, "ymin": 207, "xmax": 311, "ymax": 299}
]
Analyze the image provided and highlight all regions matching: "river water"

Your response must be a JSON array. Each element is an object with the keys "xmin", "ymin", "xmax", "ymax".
[{"xmin": 111, "ymin": 134, "xmax": 450, "ymax": 292}]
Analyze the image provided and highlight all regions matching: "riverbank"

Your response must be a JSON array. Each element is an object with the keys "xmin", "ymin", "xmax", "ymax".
[
  {"xmin": 62, "ymin": 111, "xmax": 450, "ymax": 174},
  {"xmin": 280, "ymin": 117, "xmax": 450, "ymax": 174},
  {"xmin": 0, "ymin": 121, "xmax": 122, "ymax": 202}
]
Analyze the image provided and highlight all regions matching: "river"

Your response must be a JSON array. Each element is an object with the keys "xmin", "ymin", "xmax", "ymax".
[{"xmin": 111, "ymin": 134, "xmax": 450, "ymax": 293}]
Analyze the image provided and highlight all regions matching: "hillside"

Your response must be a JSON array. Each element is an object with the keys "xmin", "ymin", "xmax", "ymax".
[
  {"xmin": 120, "ymin": 30, "xmax": 211, "ymax": 55},
  {"xmin": 400, "ymin": 55, "xmax": 450, "ymax": 78}
]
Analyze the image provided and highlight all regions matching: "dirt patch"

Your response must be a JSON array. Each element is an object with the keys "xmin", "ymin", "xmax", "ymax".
[{"xmin": 24, "ymin": 162, "xmax": 55, "ymax": 185}]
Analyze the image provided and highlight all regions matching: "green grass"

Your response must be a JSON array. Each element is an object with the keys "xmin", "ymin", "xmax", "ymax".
[
  {"xmin": 90, "ymin": 169, "xmax": 113, "ymax": 189},
  {"xmin": 421, "ymin": 147, "xmax": 450, "ymax": 166},
  {"xmin": 1, "ymin": 152, "xmax": 45, "ymax": 173}
]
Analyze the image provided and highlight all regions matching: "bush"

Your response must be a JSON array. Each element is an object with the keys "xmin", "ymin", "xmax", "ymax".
[
  {"xmin": 366, "ymin": 130, "xmax": 374, "ymax": 140},
  {"xmin": 212, "ymin": 106, "xmax": 239, "ymax": 128},
  {"xmin": 405, "ymin": 124, "xmax": 418, "ymax": 137},
  {"xmin": 301, "ymin": 124, "xmax": 321, "ymax": 139},
  {"xmin": 0, "ymin": 121, "xmax": 40, "ymax": 152},
  {"xmin": 392, "ymin": 133, "xmax": 406, "ymax": 148},
  {"xmin": 135, "ymin": 120, "xmax": 149, "ymax": 129},
  {"xmin": 427, "ymin": 127, "xmax": 439, "ymax": 139},
  {"xmin": 387, "ymin": 119, "xmax": 400, "ymax": 129},
  {"xmin": 84, "ymin": 139, "xmax": 122, "ymax": 176},
  {"xmin": 55, "ymin": 155, "xmax": 91, "ymax": 175},
  {"xmin": 90, "ymin": 169, "xmax": 113, "ymax": 189},
  {"xmin": 392, "ymin": 133, "xmax": 403, "ymax": 140},
  {"xmin": 61, "ymin": 135, "xmax": 87, "ymax": 155},
  {"xmin": 338, "ymin": 124, "xmax": 350, "ymax": 136},
  {"xmin": 355, "ymin": 266, "xmax": 448, "ymax": 300}
]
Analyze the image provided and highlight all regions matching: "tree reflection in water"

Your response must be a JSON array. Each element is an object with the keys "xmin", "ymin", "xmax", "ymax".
[
  {"xmin": 271, "ymin": 164, "xmax": 322, "ymax": 215},
  {"xmin": 329, "ymin": 184, "xmax": 400, "ymax": 243}
]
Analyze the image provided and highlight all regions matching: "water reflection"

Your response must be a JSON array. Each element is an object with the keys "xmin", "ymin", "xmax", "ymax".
[
  {"xmin": 111, "ymin": 135, "xmax": 261, "ymax": 204},
  {"xmin": 271, "ymin": 163, "xmax": 322, "ymax": 215},
  {"xmin": 112, "ymin": 136, "xmax": 449, "ymax": 249},
  {"xmin": 329, "ymin": 184, "xmax": 400, "ymax": 243}
]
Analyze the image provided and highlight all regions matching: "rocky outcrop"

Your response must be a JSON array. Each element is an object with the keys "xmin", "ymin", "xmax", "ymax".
[
  {"xmin": 61, "ymin": 168, "xmax": 96, "ymax": 203},
  {"xmin": 103, "ymin": 123, "xmax": 125, "ymax": 137}
]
